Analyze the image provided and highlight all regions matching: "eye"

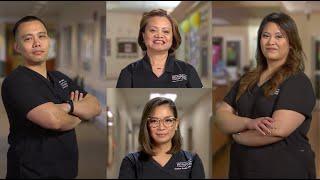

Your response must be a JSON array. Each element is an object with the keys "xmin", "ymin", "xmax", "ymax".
[
  {"xmin": 24, "ymin": 37, "xmax": 32, "ymax": 41},
  {"xmin": 163, "ymin": 30, "xmax": 170, "ymax": 34},
  {"xmin": 149, "ymin": 29, "xmax": 156, "ymax": 32},
  {"xmin": 262, "ymin": 34, "xmax": 269, "ymax": 38},
  {"xmin": 276, "ymin": 35, "xmax": 284, "ymax": 39},
  {"xmin": 39, "ymin": 35, "xmax": 47, "ymax": 38}
]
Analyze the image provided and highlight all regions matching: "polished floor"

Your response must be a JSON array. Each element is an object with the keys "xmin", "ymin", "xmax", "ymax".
[{"xmin": 0, "ymin": 92, "xmax": 106, "ymax": 179}]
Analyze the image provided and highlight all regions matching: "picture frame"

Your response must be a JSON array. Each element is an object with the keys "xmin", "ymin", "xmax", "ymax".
[{"xmin": 116, "ymin": 38, "xmax": 138, "ymax": 58}]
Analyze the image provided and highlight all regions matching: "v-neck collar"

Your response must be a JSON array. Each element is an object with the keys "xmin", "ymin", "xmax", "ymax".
[
  {"xmin": 151, "ymin": 153, "xmax": 175, "ymax": 169},
  {"xmin": 142, "ymin": 54, "xmax": 175, "ymax": 74}
]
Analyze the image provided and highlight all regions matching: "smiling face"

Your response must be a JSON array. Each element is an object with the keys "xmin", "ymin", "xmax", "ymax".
[
  {"xmin": 148, "ymin": 104, "xmax": 179, "ymax": 146},
  {"xmin": 142, "ymin": 16, "xmax": 173, "ymax": 53},
  {"xmin": 260, "ymin": 22, "xmax": 290, "ymax": 63},
  {"xmin": 14, "ymin": 20, "xmax": 50, "ymax": 65}
]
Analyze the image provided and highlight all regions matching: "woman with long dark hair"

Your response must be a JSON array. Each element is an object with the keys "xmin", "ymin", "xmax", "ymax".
[{"xmin": 215, "ymin": 12, "xmax": 316, "ymax": 178}]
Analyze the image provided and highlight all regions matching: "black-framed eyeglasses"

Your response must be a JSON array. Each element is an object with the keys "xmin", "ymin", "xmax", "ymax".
[{"xmin": 147, "ymin": 116, "xmax": 177, "ymax": 128}]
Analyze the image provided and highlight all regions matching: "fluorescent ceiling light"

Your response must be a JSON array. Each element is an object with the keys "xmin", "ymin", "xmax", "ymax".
[{"xmin": 149, "ymin": 93, "xmax": 177, "ymax": 102}]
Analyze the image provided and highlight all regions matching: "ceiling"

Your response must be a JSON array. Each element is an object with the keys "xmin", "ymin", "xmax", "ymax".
[
  {"xmin": 106, "ymin": 1, "xmax": 181, "ymax": 13},
  {"xmin": 0, "ymin": 1, "xmax": 104, "ymax": 22},
  {"xmin": 119, "ymin": 88, "xmax": 210, "ymax": 125},
  {"xmin": 213, "ymin": 1, "xmax": 320, "ymax": 26}
]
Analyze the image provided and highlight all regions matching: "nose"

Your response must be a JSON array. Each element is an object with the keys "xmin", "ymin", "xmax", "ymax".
[
  {"xmin": 157, "ymin": 120, "xmax": 166, "ymax": 130},
  {"xmin": 32, "ymin": 37, "xmax": 41, "ymax": 48},
  {"xmin": 267, "ymin": 36, "xmax": 276, "ymax": 45},
  {"xmin": 154, "ymin": 30, "xmax": 163, "ymax": 38}
]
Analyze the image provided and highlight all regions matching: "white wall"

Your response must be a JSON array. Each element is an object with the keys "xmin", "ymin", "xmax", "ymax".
[
  {"xmin": 180, "ymin": 90, "xmax": 212, "ymax": 178},
  {"xmin": 106, "ymin": 11, "xmax": 143, "ymax": 87}
]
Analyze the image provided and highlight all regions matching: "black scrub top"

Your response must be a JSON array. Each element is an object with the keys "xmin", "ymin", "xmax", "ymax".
[
  {"xmin": 1, "ymin": 65, "xmax": 87, "ymax": 179},
  {"xmin": 116, "ymin": 55, "xmax": 203, "ymax": 88},
  {"xmin": 118, "ymin": 150, "xmax": 205, "ymax": 179},
  {"xmin": 224, "ymin": 71, "xmax": 316, "ymax": 179}
]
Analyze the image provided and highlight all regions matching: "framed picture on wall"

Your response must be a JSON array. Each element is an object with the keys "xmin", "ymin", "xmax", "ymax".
[
  {"xmin": 226, "ymin": 40, "xmax": 240, "ymax": 67},
  {"xmin": 116, "ymin": 38, "xmax": 138, "ymax": 58}
]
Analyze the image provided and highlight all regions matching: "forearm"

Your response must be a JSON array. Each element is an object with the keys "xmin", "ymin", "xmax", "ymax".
[
  {"xmin": 215, "ymin": 110, "xmax": 251, "ymax": 134},
  {"xmin": 53, "ymin": 103, "xmax": 81, "ymax": 131},
  {"xmin": 73, "ymin": 94, "xmax": 102, "ymax": 120},
  {"xmin": 232, "ymin": 130, "xmax": 283, "ymax": 147}
]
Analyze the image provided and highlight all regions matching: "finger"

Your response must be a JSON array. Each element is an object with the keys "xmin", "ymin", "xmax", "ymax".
[
  {"xmin": 255, "ymin": 125, "xmax": 266, "ymax": 135},
  {"xmin": 74, "ymin": 90, "xmax": 79, "ymax": 101},
  {"xmin": 258, "ymin": 123, "xmax": 271, "ymax": 135},
  {"xmin": 70, "ymin": 91, "xmax": 75, "ymax": 101},
  {"xmin": 263, "ymin": 117, "xmax": 275, "ymax": 122},
  {"xmin": 79, "ymin": 93, "xmax": 84, "ymax": 101},
  {"xmin": 262, "ymin": 120, "xmax": 273, "ymax": 129}
]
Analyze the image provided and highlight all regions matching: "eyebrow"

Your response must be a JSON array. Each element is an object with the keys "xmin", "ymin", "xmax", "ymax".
[
  {"xmin": 149, "ymin": 26, "xmax": 171, "ymax": 29},
  {"xmin": 21, "ymin": 31, "xmax": 47, "ymax": 38}
]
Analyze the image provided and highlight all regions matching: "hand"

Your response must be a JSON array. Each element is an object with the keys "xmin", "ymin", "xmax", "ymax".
[
  {"xmin": 246, "ymin": 117, "xmax": 275, "ymax": 135},
  {"xmin": 70, "ymin": 90, "xmax": 84, "ymax": 102}
]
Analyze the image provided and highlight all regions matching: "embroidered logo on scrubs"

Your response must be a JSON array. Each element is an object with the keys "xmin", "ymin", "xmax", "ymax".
[
  {"xmin": 274, "ymin": 88, "xmax": 280, "ymax": 95},
  {"xmin": 172, "ymin": 74, "xmax": 187, "ymax": 82},
  {"xmin": 174, "ymin": 159, "xmax": 192, "ymax": 170},
  {"xmin": 59, "ymin": 79, "xmax": 69, "ymax": 89}
]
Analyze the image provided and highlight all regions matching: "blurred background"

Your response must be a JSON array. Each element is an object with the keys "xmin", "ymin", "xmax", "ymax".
[
  {"xmin": 0, "ymin": 1, "xmax": 106, "ymax": 179},
  {"xmin": 212, "ymin": 1, "xmax": 320, "ymax": 178},
  {"xmin": 106, "ymin": 1, "xmax": 213, "ymax": 88},
  {"xmin": 106, "ymin": 88, "xmax": 213, "ymax": 178}
]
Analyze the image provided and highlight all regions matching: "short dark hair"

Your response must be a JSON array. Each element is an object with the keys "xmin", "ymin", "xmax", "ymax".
[
  {"xmin": 13, "ymin": 16, "xmax": 48, "ymax": 39},
  {"xmin": 138, "ymin": 9, "xmax": 181, "ymax": 54},
  {"xmin": 138, "ymin": 97, "xmax": 182, "ymax": 156}
]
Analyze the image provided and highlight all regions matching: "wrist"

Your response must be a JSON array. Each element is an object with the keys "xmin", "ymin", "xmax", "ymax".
[{"xmin": 66, "ymin": 100, "xmax": 74, "ymax": 114}]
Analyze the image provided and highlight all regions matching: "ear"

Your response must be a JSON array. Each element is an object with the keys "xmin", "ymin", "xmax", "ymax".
[{"xmin": 14, "ymin": 42, "xmax": 21, "ymax": 54}]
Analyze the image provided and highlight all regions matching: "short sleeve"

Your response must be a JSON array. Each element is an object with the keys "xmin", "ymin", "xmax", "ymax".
[
  {"xmin": 223, "ymin": 80, "xmax": 241, "ymax": 109},
  {"xmin": 190, "ymin": 154, "xmax": 205, "ymax": 179},
  {"xmin": 1, "ymin": 78, "xmax": 50, "ymax": 118},
  {"xmin": 118, "ymin": 156, "xmax": 136, "ymax": 179},
  {"xmin": 116, "ymin": 67, "xmax": 133, "ymax": 88},
  {"xmin": 187, "ymin": 64, "xmax": 203, "ymax": 88},
  {"xmin": 274, "ymin": 73, "xmax": 316, "ymax": 119}
]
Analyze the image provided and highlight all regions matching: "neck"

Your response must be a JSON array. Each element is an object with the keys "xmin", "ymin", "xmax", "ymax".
[
  {"xmin": 24, "ymin": 61, "xmax": 47, "ymax": 78},
  {"xmin": 153, "ymin": 141, "xmax": 172, "ymax": 156},
  {"xmin": 147, "ymin": 50, "xmax": 168, "ymax": 66},
  {"xmin": 265, "ymin": 58, "xmax": 286, "ymax": 75}
]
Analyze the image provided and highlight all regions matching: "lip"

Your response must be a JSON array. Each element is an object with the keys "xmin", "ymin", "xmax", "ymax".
[
  {"xmin": 32, "ymin": 50, "xmax": 45, "ymax": 55},
  {"xmin": 153, "ymin": 40, "xmax": 165, "ymax": 45},
  {"xmin": 266, "ymin": 47, "xmax": 278, "ymax": 51},
  {"xmin": 156, "ymin": 133, "xmax": 168, "ymax": 137}
]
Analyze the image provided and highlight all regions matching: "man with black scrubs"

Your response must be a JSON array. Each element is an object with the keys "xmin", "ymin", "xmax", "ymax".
[
  {"xmin": 1, "ymin": 16, "xmax": 101, "ymax": 179},
  {"xmin": 116, "ymin": 54, "xmax": 203, "ymax": 88}
]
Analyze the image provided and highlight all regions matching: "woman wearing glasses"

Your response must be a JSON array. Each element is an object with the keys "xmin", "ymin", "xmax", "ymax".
[{"xmin": 118, "ymin": 97, "xmax": 205, "ymax": 179}]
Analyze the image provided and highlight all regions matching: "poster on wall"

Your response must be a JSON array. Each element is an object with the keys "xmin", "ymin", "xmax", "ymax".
[
  {"xmin": 212, "ymin": 37, "xmax": 223, "ymax": 69},
  {"xmin": 116, "ymin": 38, "xmax": 138, "ymax": 58},
  {"xmin": 78, "ymin": 23, "xmax": 94, "ymax": 72},
  {"xmin": 316, "ymin": 40, "xmax": 320, "ymax": 70},
  {"xmin": 226, "ymin": 40, "xmax": 240, "ymax": 67}
]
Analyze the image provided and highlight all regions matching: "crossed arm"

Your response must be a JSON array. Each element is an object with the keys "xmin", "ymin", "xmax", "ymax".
[
  {"xmin": 27, "ymin": 90, "xmax": 102, "ymax": 131},
  {"xmin": 215, "ymin": 102, "xmax": 305, "ymax": 147}
]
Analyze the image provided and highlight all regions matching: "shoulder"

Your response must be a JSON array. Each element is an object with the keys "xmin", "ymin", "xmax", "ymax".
[
  {"xmin": 122, "ymin": 59, "xmax": 144, "ymax": 72},
  {"xmin": 124, "ymin": 151, "xmax": 147, "ymax": 162},
  {"xmin": 281, "ymin": 71, "xmax": 312, "ymax": 88},
  {"xmin": 3, "ymin": 67, "xmax": 33, "ymax": 89}
]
